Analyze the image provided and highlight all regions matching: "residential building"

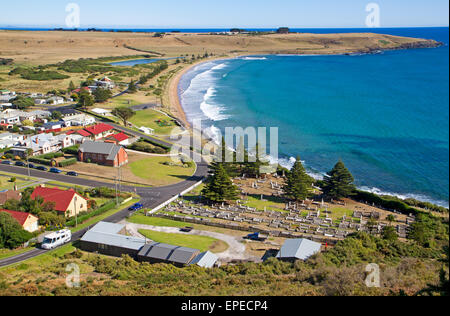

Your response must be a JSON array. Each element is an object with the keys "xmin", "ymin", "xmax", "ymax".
[
  {"xmin": 62, "ymin": 114, "xmax": 96, "ymax": 127},
  {"xmin": 0, "ymin": 209, "xmax": 39, "ymax": 233},
  {"xmin": 95, "ymin": 77, "xmax": 115, "ymax": 89},
  {"xmin": 106, "ymin": 132, "xmax": 130, "ymax": 146},
  {"xmin": 47, "ymin": 96, "xmax": 65, "ymax": 105},
  {"xmin": 0, "ymin": 191, "xmax": 22, "ymax": 205},
  {"xmin": 84, "ymin": 123, "xmax": 114, "ymax": 140},
  {"xmin": 31, "ymin": 186, "xmax": 87, "ymax": 217},
  {"xmin": 78, "ymin": 141, "xmax": 128, "ymax": 167},
  {"xmin": 91, "ymin": 108, "xmax": 112, "ymax": 116},
  {"xmin": 0, "ymin": 132, "xmax": 24, "ymax": 149}
]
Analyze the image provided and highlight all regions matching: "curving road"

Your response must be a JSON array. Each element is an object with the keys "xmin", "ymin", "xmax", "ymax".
[{"xmin": 0, "ymin": 137, "xmax": 209, "ymax": 267}]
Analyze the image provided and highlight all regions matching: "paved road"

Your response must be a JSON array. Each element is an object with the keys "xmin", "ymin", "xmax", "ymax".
[{"xmin": 0, "ymin": 144, "xmax": 208, "ymax": 268}]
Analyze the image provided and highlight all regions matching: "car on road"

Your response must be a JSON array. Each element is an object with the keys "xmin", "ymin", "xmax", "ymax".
[
  {"xmin": 129, "ymin": 203, "xmax": 144, "ymax": 211},
  {"xmin": 41, "ymin": 229, "xmax": 72, "ymax": 250},
  {"xmin": 1, "ymin": 160, "xmax": 12, "ymax": 165},
  {"xmin": 28, "ymin": 163, "xmax": 36, "ymax": 169},
  {"xmin": 49, "ymin": 168, "xmax": 62, "ymax": 174},
  {"xmin": 15, "ymin": 161, "xmax": 26, "ymax": 167},
  {"xmin": 36, "ymin": 166, "xmax": 48, "ymax": 171},
  {"xmin": 66, "ymin": 171, "xmax": 78, "ymax": 177}
]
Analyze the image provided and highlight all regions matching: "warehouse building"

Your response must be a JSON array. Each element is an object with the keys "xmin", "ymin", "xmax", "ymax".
[
  {"xmin": 79, "ymin": 222, "xmax": 147, "ymax": 258},
  {"xmin": 275, "ymin": 238, "xmax": 322, "ymax": 262},
  {"xmin": 79, "ymin": 222, "xmax": 219, "ymax": 268}
]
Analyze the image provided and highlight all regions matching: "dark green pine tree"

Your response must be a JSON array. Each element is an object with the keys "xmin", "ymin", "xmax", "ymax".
[
  {"xmin": 322, "ymin": 160, "xmax": 356, "ymax": 199},
  {"xmin": 235, "ymin": 136, "xmax": 250, "ymax": 176},
  {"xmin": 211, "ymin": 136, "xmax": 237, "ymax": 177},
  {"xmin": 245, "ymin": 142, "xmax": 269, "ymax": 178},
  {"xmin": 202, "ymin": 163, "xmax": 239, "ymax": 204},
  {"xmin": 283, "ymin": 156, "xmax": 312, "ymax": 201}
]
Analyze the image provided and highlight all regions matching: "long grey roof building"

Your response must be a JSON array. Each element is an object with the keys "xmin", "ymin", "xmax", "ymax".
[{"xmin": 276, "ymin": 238, "xmax": 322, "ymax": 262}]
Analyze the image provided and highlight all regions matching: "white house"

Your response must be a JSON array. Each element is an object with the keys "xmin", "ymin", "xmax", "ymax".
[
  {"xmin": 139, "ymin": 126, "xmax": 154, "ymax": 135},
  {"xmin": 62, "ymin": 114, "xmax": 96, "ymax": 127},
  {"xmin": 47, "ymin": 96, "xmax": 65, "ymax": 105},
  {"xmin": 92, "ymin": 108, "xmax": 112, "ymax": 116}
]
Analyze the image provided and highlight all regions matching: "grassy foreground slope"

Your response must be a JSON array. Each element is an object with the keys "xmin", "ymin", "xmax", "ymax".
[{"xmin": 0, "ymin": 212, "xmax": 448, "ymax": 296}]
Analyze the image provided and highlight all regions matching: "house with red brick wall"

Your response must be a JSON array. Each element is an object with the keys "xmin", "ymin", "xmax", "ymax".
[{"xmin": 78, "ymin": 141, "xmax": 128, "ymax": 167}]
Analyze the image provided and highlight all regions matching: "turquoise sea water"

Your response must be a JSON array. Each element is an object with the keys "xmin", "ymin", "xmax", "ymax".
[{"xmin": 179, "ymin": 28, "xmax": 449, "ymax": 206}]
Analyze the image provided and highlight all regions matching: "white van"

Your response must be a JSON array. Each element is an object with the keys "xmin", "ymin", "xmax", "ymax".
[{"xmin": 41, "ymin": 229, "xmax": 72, "ymax": 250}]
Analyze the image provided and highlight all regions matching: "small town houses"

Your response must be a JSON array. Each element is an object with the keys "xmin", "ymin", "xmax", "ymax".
[
  {"xmin": 0, "ymin": 209, "xmax": 39, "ymax": 233},
  {"xmin": 31, "ymin": 186, "xmax": 87, "ymax": 217}
]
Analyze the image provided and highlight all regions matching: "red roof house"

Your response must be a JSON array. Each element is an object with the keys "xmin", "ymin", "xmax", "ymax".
[
  {"xmin": 106, "ymin": 132, "xmax": 130, "ymax": 145},
  {"xmin": 84, "ymin": 123, "xmax": 114, "ymax": 140},
  {"xmin": 31, "ymin": 187, "xmax": 87, "ymax": 217},
  {"xmin": 0, "ymin": 209, "xmax": 39, "ymax": 232},
  {"xmin": 72, "ymin": 87, "xmax": 92, "ymax": 94}
]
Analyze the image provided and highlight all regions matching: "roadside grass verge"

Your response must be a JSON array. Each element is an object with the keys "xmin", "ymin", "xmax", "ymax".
[
  {"xmin": 71, "ymin": 198, "xmax": 139, "ymax": 233},
  {"xmin": 0, "ymin": 247, "xmax": 34, "ymax": 260},
  {"xmin": 138, "ymin": 229, "xmax": 228, "ymax": 253}
]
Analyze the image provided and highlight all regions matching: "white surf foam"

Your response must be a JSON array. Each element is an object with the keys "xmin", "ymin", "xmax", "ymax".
[{"xmin": 181, "ymin": 62, "xmax": 230, "ymax": 122}]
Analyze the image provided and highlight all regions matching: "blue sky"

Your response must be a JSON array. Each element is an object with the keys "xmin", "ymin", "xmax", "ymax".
[{"xmin": 0, "ymin": 0, "xmax": 448, "ymax": 28}]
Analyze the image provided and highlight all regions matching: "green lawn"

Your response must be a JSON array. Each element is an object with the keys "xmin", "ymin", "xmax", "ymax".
[
  {"xmin": 129, "ymin": 108, "xmax": 176, "ymax": 135},
  {"xmin": 138, "ymin": 229, "xmax": 228, "ymax": 253},
  {"xmin": 0, "ymin": 173, "xmax": 36, "ymax": 191},
  {"xmin": 243, "ymin": 194, "xmax": 287, "ymax": 213},
  {"xmin": 128, "ymin": 215, "xmax": 188, "ymax": 228},
  {"xmin": 128, "ymin": 156, "xmax": 195, "ymax": 185},
  {"xmin": 71, "ymin": 198, "xmax": 140, "ymax": 233}
]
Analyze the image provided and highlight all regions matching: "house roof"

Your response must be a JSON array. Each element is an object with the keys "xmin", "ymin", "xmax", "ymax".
[
  {"xmin": 81, "ymin": 222, "xmax": 146, "ymax": 251},
  {"xmin": 0, "ymin": 209, "xmax": 37, "ymax": 226},
  {"xmin": 84, "ymin": 123, "xmax": 114, "ymax": 136},
  {"xmin": 67, "ymin": 129, "xmax": 92, "ymax": 137},
  {"xmin": 79, "ymin": 141, "xmax": 122, "ymax": 161},
  {"xmin": 138, "ymin": 243, "xmax": 200, "ymax": 265},
  {"xmin": 110, "ymin": 132, "xmax": 129, "ymax": 142},
  {"xmin": 31, "ymin": 186, "xmax": 85, "ymax": 213},
  {"xmin": 72, "ymin": 87, "xmax": 91, "ymax": 94},
  {"xmin": 189, "ymin": 251, "xmax": 219, "ymax": 268},
  {"xmin": 276, "ymin": 238, "xmax": 322, "ymax": 261},
  {"xmin": 0, "ymin": 191, "xmax": 21, "ymax": 205}
]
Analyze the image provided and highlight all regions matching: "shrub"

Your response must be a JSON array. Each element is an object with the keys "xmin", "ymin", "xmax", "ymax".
[
  {"xmin": 62, "ymin": 145, "xmax": 79, "ymax": 155},
  {"xmin": 58, "ymin": 158, "xmax": 77, "ymax": 167}
]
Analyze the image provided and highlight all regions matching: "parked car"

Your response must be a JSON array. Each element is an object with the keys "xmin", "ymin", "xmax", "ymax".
[
  {"xmin": 36, "ymin": 166, "xmax": 48, "ymax": 171},
  {"xmin": 129, "ymin": 203, "xmax": 144, "ymax": 211},
  {"xmin": 1, "ymin": 160, "xmax": 12, "ymax": 165},
  {"xmin": 15, "ymin": 161, "xmax": 26, "ymax": 167},
  {"xmin": 66, "ymin": 171, "xmax": 79, "ymax": 177},
  {"xmin": 28, "ymin": 163, "xmax": 36, "ymax": 169},
  {"xmin": 41, "ymin": 230, "xmax": 72, "ymax": 250},
  {"xmin": 180, "ymin": 227, "xmax": 194, "ymax": 233},
  {"xmin": 49, "ymin": 168, "xmax": 62, "ymax": 174}
]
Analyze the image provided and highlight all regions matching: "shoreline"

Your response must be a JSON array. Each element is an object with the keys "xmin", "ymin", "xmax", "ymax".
[{"xmin": 167, "ymin": 53, "xmax": 449, "ymax": 209}]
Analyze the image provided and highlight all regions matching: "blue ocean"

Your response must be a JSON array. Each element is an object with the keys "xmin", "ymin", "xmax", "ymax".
[{"xmin": 179, "ymin": 27, "xmax": 449, "ymax": 207}]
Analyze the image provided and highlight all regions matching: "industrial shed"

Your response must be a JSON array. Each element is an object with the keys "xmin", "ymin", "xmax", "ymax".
[
  {"xmin": 275, "ymin": 238, "xmax": 322, "ymax": 262},
  {"xmin": 189, "ymin": 251, "xmax": 219, "ymax": 268},
  {"xmin": 137, "ymin": 243, "xmax": 200, "ymax": 267},
  {"xmin": 79, "ymin": 222, "xmax": 147, "ymax": 258}
]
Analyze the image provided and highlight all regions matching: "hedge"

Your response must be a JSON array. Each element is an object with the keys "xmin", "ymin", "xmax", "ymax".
[
  {"xmin": 62, "ymin": 146, "xmax": 79, "ymax": 155},
  {"xmin": 66, "ymin": 199, "xmax": 123, "ymax": 227},
  {"xmin": 37, "ymin": 152, "xmax": 64, "ymax": 160},
  {"xmin": 354, "ymin": 190, "xmax": 421, "ymax": 216},
  {"xmin": 28, "ymin": 157, "xmax": 52, "ymax": 166},
  {"xmin": 58, "ymin": 158, "xmax": 77, "ymax": 167}
]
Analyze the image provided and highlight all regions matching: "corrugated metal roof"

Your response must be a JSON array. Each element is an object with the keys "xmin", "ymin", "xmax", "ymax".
[
  {"xmin": 81, "ymin": 222, "xmax": 146, "ymax": 251},
  {"xmin": 79, "ymin": 141, "xmax": 122, "ymax": 160},
  {"xmin": 190, "ymin": 251, "xmax": 219, "ymax": 268},
  {"xmin": 276, "ymin": 238, "xmax": 321, "ymax": 260},
  {"xmin": 138, "ymin": 242, "xmax": 200, "ymax": 265}
]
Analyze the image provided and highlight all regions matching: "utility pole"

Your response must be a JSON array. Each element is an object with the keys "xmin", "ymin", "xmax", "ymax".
[{"xmin": 74, "ymin": 196, "xmax": 78, "ymax": 228}]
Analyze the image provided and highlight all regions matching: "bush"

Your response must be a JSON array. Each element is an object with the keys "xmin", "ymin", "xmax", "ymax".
[
  {"xmin": 128, "ymin": 141, "xmax": 168, "ymax": 154},
  {"xmin": 62, "ymin": 145, "xmax": 79, "ymax": 155},
  {"xmin": 0, "ymin": 212, "xmax": 33, "ymax": 249},
  {"xmin": 28, "ymin": 158, "xmax": 52, "ymax": 166},
  {"xmin": 65, "ymin": 199, "xmax": 122, "ymax": 227},
  {"xmin": 58, "ymin": 158, "xmax": 77, "ymax": 167}
]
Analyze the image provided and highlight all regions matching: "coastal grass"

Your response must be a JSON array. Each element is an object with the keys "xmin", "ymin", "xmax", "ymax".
[
  {"xmin": 0, "ymin": 247, "xmax": 34, "ymax": 260},
  {"xmin": 138, "ymin": 229, "xmax": 229, "ymax": 253},
  {"xmin": 128, "ymin": 108, "xmax": 176, "ymax": 135}
]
